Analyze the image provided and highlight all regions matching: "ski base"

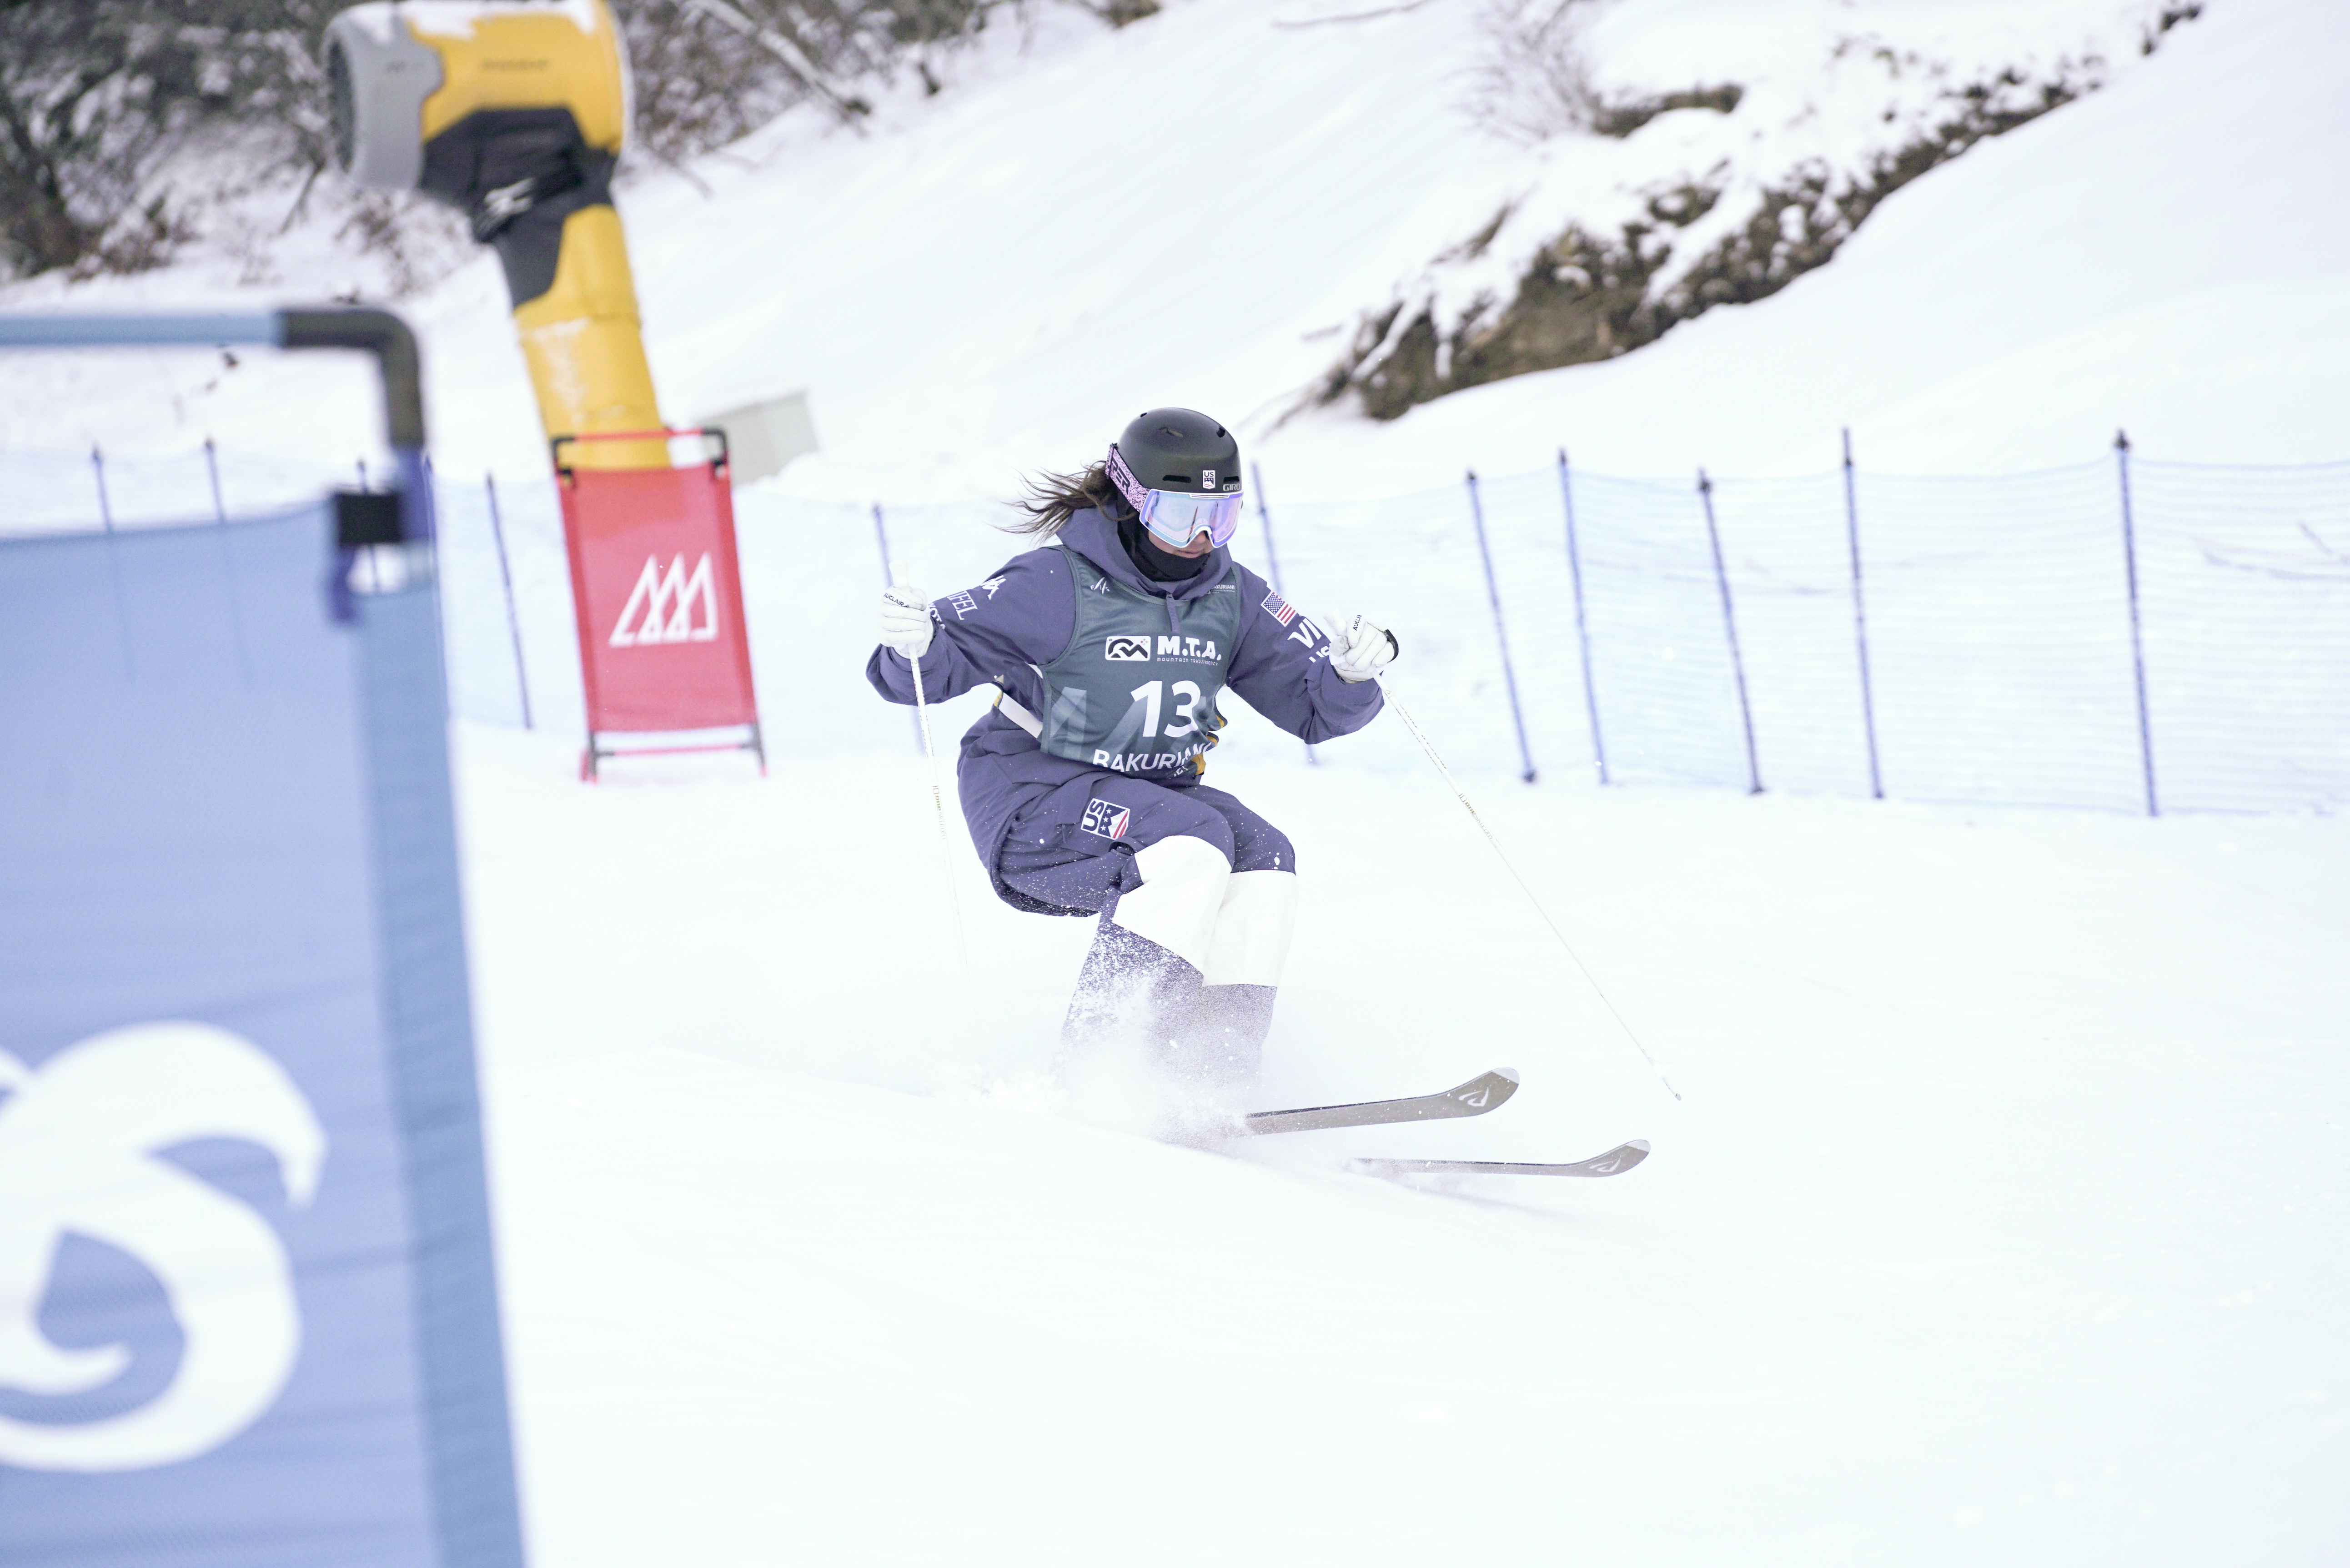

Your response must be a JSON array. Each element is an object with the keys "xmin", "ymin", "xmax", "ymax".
[
  {"xmin": 1352, "ymin": 1139, "xmax": 1651, "ymax": 1180},
  {"xmin": 1242, "ymin": 1068, "xmax": 1519, "ymax": 1136}
]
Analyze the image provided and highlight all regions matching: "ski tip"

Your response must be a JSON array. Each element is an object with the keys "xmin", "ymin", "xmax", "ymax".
[
  {"xmin": 1493, "ymin": 1067, "xmax": 1521, "ymax": 1086},
  {"xmin": 1627, "ymin": 1139, "xmax": 1652, "ymax": 1153}
]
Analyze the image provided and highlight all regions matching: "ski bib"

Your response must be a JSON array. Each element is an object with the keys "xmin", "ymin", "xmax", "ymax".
[{"xmin": 1025, "ymin": 551, "xmax": 1243, "ymax": 779}]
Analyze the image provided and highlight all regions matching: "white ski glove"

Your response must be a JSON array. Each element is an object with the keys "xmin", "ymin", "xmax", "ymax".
[
  {"xmin": 879, "ymin": 584, "xmax": 935, "ymax": 658},
  {"xmin": 1328, "ymin": 614, "xmax": 1399, "ymax": 683}
]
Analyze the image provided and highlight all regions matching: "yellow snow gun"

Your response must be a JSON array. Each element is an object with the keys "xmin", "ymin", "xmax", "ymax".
[{"xmin": 325, "ymin": 0, "xmax": 665, "ymax": 469}]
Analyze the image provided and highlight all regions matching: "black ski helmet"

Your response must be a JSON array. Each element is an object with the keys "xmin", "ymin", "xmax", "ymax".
[{"xmin": 1113, "ymin": 408, "xmax": 1242, "ymax": 495}]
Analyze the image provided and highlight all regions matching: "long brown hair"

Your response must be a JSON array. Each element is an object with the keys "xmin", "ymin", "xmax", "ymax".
[{"xmin": 1007, "ymin": 461, "xmax": 1133, "ymax": 536}]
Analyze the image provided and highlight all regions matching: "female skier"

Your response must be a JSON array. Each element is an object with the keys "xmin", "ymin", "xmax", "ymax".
[{"xmin": 866, "ymin": 408, "xmax": 1398, "ymax": 1092}]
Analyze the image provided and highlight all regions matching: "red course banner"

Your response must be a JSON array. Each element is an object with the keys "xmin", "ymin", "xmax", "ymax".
[{"xmin": 556, "ymin": 431, "xmax": 765, "ymax": 779}]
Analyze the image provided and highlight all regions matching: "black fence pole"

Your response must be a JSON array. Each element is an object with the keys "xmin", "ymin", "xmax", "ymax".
[
  {"xmin": 1464, "ymin": 469, "xmax": 1538, "ymax": 783},
  {"xmin": 1698, "ymin": 469, "xmax": 1763, "ymax": 795},
  {"xmin": 1840, "ymin": 429, "xmax": 1884, "ymax": 799},
  {"xmin": 1557, "ymin": 449, "xmax": 1609, "ymax": 785},
  {"xmin": 1250, "ymin": 461, "xmax": 1316, "ymax": 765},
  {"xmin": 484, "ymin": 472, "xmax": 534, "ymax": 731},
  {"xmin": 2114, "ymin": 431, "xmax": 2159, "ymax": 817}
]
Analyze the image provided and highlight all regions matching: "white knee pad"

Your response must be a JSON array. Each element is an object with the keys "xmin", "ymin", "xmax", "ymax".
[
  {"xmin": 1110, "ymin": 834, "xmax": 1231, "ymax": 975},
  {"xmin": 1202, "ymin": 869, "xmax": 1298, "ymax": 989}
]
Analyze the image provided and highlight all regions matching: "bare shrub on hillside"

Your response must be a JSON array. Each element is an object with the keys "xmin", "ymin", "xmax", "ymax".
[
  {"xmin": 1461, "ymin": 0, "xmax": 1602, "ymax": 145},
  {"xmin": 620, "ymin": 0, "xmax": 1055, "ymax": 161}
]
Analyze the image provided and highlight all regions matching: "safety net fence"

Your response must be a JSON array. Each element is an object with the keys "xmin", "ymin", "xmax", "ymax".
[{"xmin": 8, "ymin": 446, "xmax": 2345, "ymax": 814}]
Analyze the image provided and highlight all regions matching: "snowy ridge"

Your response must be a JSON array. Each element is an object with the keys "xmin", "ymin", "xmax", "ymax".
[{"xmin": 0, "ymin": 0, "xmax": 2342, "ymax": 503}]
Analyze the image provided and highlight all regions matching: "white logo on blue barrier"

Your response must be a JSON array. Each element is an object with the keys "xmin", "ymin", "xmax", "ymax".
[
  {"xmin": 611, "ymin": 554, "xmax": 720, "ymax": 646},
  {"xmin": 0, "ymin": 1022, "xmax": 326, "ymax": 1473}
]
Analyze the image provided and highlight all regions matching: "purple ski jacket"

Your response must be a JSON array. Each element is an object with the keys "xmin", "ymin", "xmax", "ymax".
[{"xmin": 865, "ymin": 507, "xmax": 1383, "ymax": 910}]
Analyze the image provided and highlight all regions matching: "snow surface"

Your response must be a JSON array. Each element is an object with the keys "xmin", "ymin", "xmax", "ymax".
[
  {"xmin": 0, "ymin": 0, "xmax": 2344, "ymax": 502},
  {"xmin": 459, "ymin": 723, "xmax": 2350, "ymax": 1564}
]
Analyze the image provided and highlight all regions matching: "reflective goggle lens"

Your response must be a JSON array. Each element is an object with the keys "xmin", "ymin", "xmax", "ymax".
[
  {"xmin": 1138, "ymin": 487, "xmax": 1245, "ymax": 549},
  {"xmin": 1109, "ymin": 442, "xmax": 1245, "ymax": 550}
]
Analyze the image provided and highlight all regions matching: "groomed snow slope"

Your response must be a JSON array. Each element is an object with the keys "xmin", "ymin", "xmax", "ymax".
[
  {"xmin": 459, "ymin": 724, "xmax": 2350, "ymax": 1565},
  {"xmin": 0, "ymin": 0, "xmax": 2343, "ymax": 501}
]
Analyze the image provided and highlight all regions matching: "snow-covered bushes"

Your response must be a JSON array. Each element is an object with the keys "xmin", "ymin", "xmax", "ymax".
[
  {"xmin": 0, "ymin": 1, "xmax": 338, "ymax": 281},
  {"xmin": 0, "ymin": 0, "xmax": 1125, "ymax": 291}
]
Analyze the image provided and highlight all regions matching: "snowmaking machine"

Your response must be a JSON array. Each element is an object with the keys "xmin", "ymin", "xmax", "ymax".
[
  {"xmin": 324, "ymin": 0, "xmax": 765, "ymax": 778},
  {"xmin": 325, "ymin": 0, "xmax": 663, "ymax": 468}
]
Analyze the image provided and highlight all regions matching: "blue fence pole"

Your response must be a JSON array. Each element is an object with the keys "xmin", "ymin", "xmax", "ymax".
[
  {"xmin": 1463, "ymin": 469, "xmax": 1537, "ymax": 784},
  {"xmin": 90, "ymin": 443, "xmax": 114, "ymax": 531},
  {"xmin": 2114, "ymin": 431, "xmax": 2159, "ymax": 817},
  {"xmin": 88, "ymin": 442, "xmax": 135, "ymax": 674},
  {"xmin": 202, "ymin": 436, "xmax": 254, "ymax": 682},
  {"xmin": 1250, "ymin": 461, "xmax": 1317, "ymax": 765},
  {"xmin": 1697, "ymin": 469, "xmax": 1763, "ymax": 795},
  {"xmin": 1840, "ymin": 430, "xmax": 1884, "ymax": 799},
  {"xmin": 203, "ymin": 436, "xmax": 229, "ymax": 523},
  {"xmin": 483, "ymin": 472, "xmax": 534, "ymax": 730},
  {"xmin": 1555, "ymin": 448, "xmax": 1608, "ymax": 785},
  {"xmin": 872, "ymin": 501, "xmax": 923, "ymax": 752}
]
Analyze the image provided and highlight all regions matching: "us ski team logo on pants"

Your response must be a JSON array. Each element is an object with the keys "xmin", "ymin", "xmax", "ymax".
[{"xmin": 1080, "ymin": 799, "xmax": 1131, "ymax": 839}]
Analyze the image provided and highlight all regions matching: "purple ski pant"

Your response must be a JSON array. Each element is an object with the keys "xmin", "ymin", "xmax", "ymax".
[
  {"xmin": 996, "ymin": 774, "xmax": 1294, "ymax": 1086},
  {"xmin": 997, "ymin": 776, "xmax": 1293, "ymax": 911}
]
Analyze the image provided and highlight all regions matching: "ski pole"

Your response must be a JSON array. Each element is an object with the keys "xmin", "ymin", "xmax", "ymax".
[
  {"xmin": 902, "ymin": 590, "xmax": 974, "ymax": 994},
  {"xmin": 1381, "ymin": 679, "xmax": 1681, "ymax": 1102}
]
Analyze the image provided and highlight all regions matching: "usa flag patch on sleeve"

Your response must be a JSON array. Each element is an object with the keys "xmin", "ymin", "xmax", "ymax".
[
  {"xmin": 1260, "ymin": 587, "xmax": 1297, "ymax": 626},
  {"xmin": 1079, "ymin": 799, "xmax": 1131, "ymax": 839}
]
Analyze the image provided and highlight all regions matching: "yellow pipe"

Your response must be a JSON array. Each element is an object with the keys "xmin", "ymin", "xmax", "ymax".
[{"xmin": 512, "ymin": 206, "xmax": 667, "ymax": 470}]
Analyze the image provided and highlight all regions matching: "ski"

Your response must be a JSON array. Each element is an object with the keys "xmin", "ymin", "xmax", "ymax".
[
  {"xmin": 1241, "ymin": 1068, "xmax": 1519, "ymax": 1136},
  {"xmin": 1351, "ymin": 1139, "xmax": 1651, "ymax": 1179}
]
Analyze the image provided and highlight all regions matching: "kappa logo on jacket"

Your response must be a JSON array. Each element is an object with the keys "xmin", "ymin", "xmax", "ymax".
[
  {"xmin": 1103, "ymin": 635, "xmax": 1152, "ymax": 662},
  {"xmin": 1079, "ymin": 799, "xmax": 1131, "ymax": 839}
]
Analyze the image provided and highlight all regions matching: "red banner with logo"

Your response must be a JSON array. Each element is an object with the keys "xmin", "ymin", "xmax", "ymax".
[{"xmin": 556, "ymin": 431, "xmax": 764, "ymax": 779}]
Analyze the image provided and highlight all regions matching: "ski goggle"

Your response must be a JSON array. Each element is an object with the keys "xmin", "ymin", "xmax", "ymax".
[{"xmin": 1107, "ymin": 443, "xmax": 1245, "ymax": 550}]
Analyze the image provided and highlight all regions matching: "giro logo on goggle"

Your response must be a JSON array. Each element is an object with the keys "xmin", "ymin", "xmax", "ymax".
[{"xmin": 1103, "ymin": 636, "xmax": 1153, "ymax": 662}]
